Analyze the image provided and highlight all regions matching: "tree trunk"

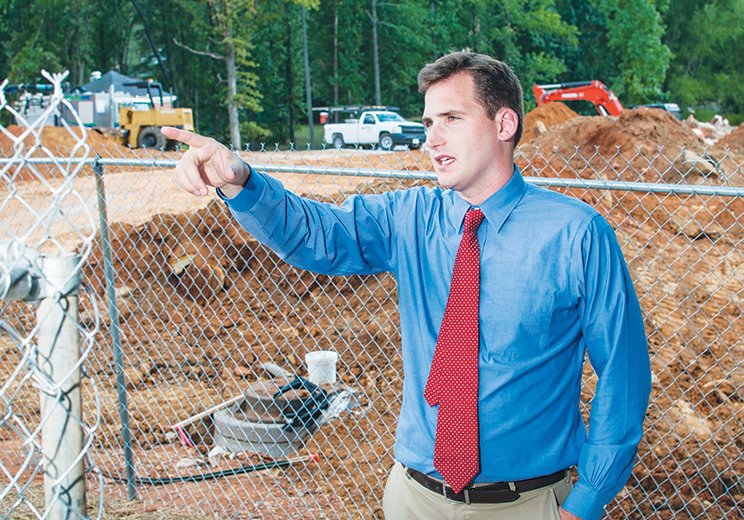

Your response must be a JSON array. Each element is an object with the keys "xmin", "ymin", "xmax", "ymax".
[
  {"xmin": 226, "ymin": 44, "xmax": 241, "ymax": 149},
  {"xmin": 371, "ymin": 0, "xmax": 381, "ymax": 105},
  {"xmin": 285, "ymin": 3, "xmax": 295, "ymax": 145},
  {"xmin": 333, "ymin": 5, "xmax": 339, "ymax": 106},
  {"xmin": 470, "ymin": 6, "xmax": 480, "ymax": 49},
  {"xmin": 129, "ymin": 0, "xmax": 172, "ymax": 89},
  {"xmin": 70, "ymin": 0, "xmax": 87, "ymax": 86},
  {"xmin": 301, "ymin": 7, "xmax": 314, "ymax": 149},
  {"xmin": 121, "ymin": 18, "xmax": 136, "ymax": 72},
  {"xmin": 430, "ymin": 0, "xmax": 437, "ymax": 60}
]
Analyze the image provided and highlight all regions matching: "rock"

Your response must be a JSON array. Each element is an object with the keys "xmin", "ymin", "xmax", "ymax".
[
  {"xmin": 115, "ymin": 284, "xmax": 134, "ymax": 298},
  {"xmin": 234, "ymin": 365, "xmax": 252, "ymax": 378},
  {"xmin": 675, "ymin": 150, "xmax": 718, "ymax": 179},
  {"xmin": 667, "ymin": 399, "xmax": 713, "ymax": 438},
  {"xmin": 124, "ymin": 366, "xmax": 146, "ymax": 389},
  {"xmin": 175, "ymin": 457, "xmax": 202, "ymax": 469},
  {"xmin": 534, "ymin": 120, "xmax": 548, "ymax": 137}
]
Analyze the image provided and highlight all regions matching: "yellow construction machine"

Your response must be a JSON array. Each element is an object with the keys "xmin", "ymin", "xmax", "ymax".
[{"xmin": 119, "ymin": 81, "xmax": 194, "ymax": 149}]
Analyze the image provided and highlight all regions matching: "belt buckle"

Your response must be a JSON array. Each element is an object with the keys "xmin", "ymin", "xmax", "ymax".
[{"xmin": 441, "ymin": 483, "xmax": 466, "ymax": 504}]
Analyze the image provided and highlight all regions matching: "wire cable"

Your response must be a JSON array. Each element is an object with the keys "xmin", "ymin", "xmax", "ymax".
[{"xmin": 102, "ymin": 453, "xmax": 319, "ymax": 486}]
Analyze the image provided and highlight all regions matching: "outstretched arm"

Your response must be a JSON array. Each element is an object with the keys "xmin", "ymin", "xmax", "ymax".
[
  {"xmin": 161, "ymin": 126, "xmax": 249, "ymax": 199},
  {"xmin": 162, "ymin": 126, "xmax": 401, "ymax": 276}
]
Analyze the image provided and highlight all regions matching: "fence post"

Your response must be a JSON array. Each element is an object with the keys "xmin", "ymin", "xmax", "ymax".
[
  {"xmin": 94, "ymin": 155, "xmax": 138, "ymax": 500},
  {"xmin": 37, "ymin": 253, "xmax": 86, "ymax": 520}
]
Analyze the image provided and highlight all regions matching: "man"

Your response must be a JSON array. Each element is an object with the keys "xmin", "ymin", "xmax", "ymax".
[{"xmin": 162, "ymin": 51, "xmax": 651, "ymax": 520}]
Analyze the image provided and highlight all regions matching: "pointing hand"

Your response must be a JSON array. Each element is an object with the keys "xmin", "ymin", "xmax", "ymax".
[{"xmin": 161, "ymin": 126, "xmax": 249, "ymax": 199}]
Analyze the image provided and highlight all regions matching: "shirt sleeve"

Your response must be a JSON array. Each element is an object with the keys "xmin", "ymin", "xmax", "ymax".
[
  {"xmin": 561, "ymin": 215, "xmax": 652, "ymax": 520},
  {"xmin": 219, "ymin": 165, "xmax": 397, "ymax": 275}
]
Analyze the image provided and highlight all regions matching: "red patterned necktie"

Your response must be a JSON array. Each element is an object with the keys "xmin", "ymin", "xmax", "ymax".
[{"xmin": 424, "ymin": 208, "xmax": 485, "ymax": 494}]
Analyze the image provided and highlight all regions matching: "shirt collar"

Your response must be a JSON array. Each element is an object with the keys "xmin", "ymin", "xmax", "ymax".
[{"xmin": 450, "ymin": 164, "xmax": 528, "ymax": 233}]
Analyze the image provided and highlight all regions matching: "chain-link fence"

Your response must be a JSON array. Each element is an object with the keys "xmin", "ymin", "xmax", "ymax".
[
  {"xmin": 1, "ymin": 77, "xmax": 742, "ymax": 519},
  {"xmin": 0, "ymin": 72, "xmax": 104, "ymax": 519}
]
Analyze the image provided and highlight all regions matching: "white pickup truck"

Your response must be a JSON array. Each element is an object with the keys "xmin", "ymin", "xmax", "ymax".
[{"xmin": 323, "ymin": 110, "xmax": 426, "ymax": 150}]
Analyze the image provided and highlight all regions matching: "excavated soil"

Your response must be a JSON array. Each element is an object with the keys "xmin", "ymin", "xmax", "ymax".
[
  {"xmin": 2, "ymin": 108, "xmax": 743, "ymax": 519},
  {"xmin": 528, "ymin": 107, "xmax": 705, "ymax": 151},
  {"xmin": 521, "ymin": 101, "xmax": 579, "ymax": 143},
  {"xmin": 713, "ymin": 123, "xmax": 744, "ymax": 157},
  {"xmin": 709, "ymin": 124, "xmax": 744, "ymax": 182},
  {"xmin": 0, "ymin": 124, "xmax": 121, "ymax": 154}
]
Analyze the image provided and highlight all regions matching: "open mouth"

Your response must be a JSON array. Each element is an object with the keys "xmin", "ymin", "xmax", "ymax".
[{"xmin": 435, "ymin": 155, "xmax": 455, "ymax": 166}]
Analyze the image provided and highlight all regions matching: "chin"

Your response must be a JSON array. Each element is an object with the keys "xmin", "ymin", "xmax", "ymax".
[{"xmin": 436, "ymin": 173, "xmax": 457, "ymax": 190}]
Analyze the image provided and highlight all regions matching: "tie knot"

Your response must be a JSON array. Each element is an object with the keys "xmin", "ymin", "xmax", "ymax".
[{"xmin": 463, "ymin": 208, "xmax": 485, "ymax": 235}]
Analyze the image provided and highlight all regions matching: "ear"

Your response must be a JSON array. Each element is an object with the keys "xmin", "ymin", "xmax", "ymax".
[{"xmin": 497, "ymin": 108, "xmax": 519, "ymax": 142}]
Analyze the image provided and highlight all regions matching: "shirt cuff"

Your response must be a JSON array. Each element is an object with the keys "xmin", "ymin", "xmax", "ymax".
[
  {"xmin": 216, "ymin": 165, "xmax": 269, "ymax": 211},
  {"xmin": 561, "ymin": 481, "xmax": 607, "ymax": 520}
]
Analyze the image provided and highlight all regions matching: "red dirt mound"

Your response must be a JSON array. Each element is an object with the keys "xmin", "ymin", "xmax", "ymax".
[
  {"xmin": 519, "ymin": 108, "xmax": 718, "ymax": 184},
  {"xmin": 711, "ymin": 123, "xmax": 744, "ymax": 157},
  {"xmin": 0, "ymin": 124, "xmax": 120, "ymax": 155},
  {"xmin": 521, "ymin": 102, "xmax": 578, "ymax": 143},
  {"xmin": 707, "ymin": 123, "xmax": 744, "ymax": 185},
  {"xmin": 528, "ymin": 107, "xmax": 705, "ymax": 152}
]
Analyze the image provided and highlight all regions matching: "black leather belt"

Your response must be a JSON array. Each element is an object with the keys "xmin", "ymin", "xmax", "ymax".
[{"xmin": 405, "ymin": 466, "xmax": 568, "ymax": 504}]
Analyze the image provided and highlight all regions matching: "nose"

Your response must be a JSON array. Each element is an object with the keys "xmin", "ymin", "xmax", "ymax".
[{"xmin": 426, "ymin": 122, "xmax": 444, "ymax": 148}]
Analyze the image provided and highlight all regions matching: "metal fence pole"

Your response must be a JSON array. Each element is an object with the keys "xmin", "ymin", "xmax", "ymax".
[
  {"xmin": 37, "ymin": 253, "xmax": 85, "ymax": 520},
  {"xmin": 93, "ymin": 155, "xmax": 138, "ymax": 500}
]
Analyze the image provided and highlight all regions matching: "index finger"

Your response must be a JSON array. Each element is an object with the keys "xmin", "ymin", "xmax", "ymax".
[{"xmin": 161, "ymin": 126, "xmax": 210, "ymax": 148}]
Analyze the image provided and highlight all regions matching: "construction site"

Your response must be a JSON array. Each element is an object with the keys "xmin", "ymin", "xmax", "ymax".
[{"xmin": 1, "ymin": 101, "xmax": 742, "ymax": 519}]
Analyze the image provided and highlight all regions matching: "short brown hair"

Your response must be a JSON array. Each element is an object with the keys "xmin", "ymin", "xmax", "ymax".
[{"xmin": 418, "ymin": 51, "xmax": 524, "ymax": 146}]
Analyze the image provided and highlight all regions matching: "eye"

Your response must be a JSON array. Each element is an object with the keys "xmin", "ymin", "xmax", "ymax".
[{"xmin": 447, "ymin": 115, "xmax": 459, "ymax": 123}]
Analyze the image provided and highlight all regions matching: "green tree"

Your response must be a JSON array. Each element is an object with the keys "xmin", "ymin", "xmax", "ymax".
[
  {"xmin": 168, "ymin": 0, "xmax": 273, "ymax": 147},
  {"xmin": 554, "ymin": 0, "xmax": 608, "ymax": 83},
  {"xmin": 6, "ymin": 43, "xmax": 62, "ymax": 83},
  {"xmin": 425, "ymin": 0, "xmax": 578, "ymax": 112},
  {"xmin": 10, "ymin": 0, "xmax": 722, "ymax": 144},
  {"xmin": 372, "ymin": 1, "xmax": 432, "ymax": 115},
  {"xmin": 89, "ymin": 1, "xmax": 136, "ymax": 76},
  {"xmin": 556, "ymin": 0, "xmax": 671, "ymax": 105},
  {"xmin": 2, "ymin": 0, "xmax": 94, "ymax": 84},
  {"xmin": 240, "ymin": 0, "xmax": 321, "ymax": 147},
  {"xmin": 599, "ymin": 0, "xmax": 671, "ymax": 103},
  {"xmin": 664, "ymin": 0, "xmax": 744, "ymax": 116}
]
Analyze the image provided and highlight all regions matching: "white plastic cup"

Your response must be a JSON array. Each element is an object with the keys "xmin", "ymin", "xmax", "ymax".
[{"xmin": 305, "ymin": 350, "xmax": 339, "ymax": 385}]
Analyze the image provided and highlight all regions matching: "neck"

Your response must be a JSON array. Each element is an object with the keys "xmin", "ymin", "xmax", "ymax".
[{"xmin": 460, "ymin": 162, "xmax": 515, "ymax": 205}]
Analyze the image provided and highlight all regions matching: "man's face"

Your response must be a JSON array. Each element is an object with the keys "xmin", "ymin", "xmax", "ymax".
[{"xmin": 422, "ymin": 72, "xmax": 508, "ymax": 202}]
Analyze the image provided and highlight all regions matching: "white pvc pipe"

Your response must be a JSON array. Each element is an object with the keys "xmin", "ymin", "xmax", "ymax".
[{"xmin": 37, "ymin": 253, "xmax": 86, "ymax": 520}]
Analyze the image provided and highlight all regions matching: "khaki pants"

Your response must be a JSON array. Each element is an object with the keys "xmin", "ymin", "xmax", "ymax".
[{"xmin": 383, "ymin": 461, "xmax": 572, "ymax": 520}]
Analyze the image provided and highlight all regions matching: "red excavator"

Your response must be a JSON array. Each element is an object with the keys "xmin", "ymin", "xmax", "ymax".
[
  {"xmin": 533, "ymin": 80, "xmax": 624, "ymax": 116},
  {"xmin": 533, "ymin": 80, "xmax": 681, "ymax": 119}
]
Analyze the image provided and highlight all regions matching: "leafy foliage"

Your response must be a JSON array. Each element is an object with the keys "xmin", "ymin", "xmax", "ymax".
[
  {"xmin": 664, "ymin": 0, "xmax": 744, "ymax": 115},
  {"xmin": 557, "ymin": 0, "xmax": 671, "ymax": 105},
  {"xmin": 599, "ymin": 0, "xmax": 671, "ymax": 104},
  {"xmin": 0, "ymin": 0, "xmax": 738, "ymax": 146}
]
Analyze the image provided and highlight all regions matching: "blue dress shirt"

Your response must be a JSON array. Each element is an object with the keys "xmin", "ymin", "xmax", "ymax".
[{"xmin": 222, "ymin": 165, "xmax": 652, "ymax": 520}]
